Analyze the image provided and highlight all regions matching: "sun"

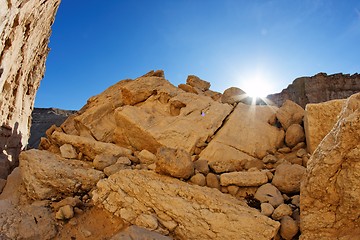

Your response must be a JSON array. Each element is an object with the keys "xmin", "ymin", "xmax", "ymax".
[{"xmin": 243, "ymin": 78, "xmax": 271, "ymax": 99}]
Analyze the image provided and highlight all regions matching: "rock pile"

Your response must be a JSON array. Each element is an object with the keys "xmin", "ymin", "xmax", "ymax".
[{"xmin": 1, "ymin": 70, "xmax": 359, "ymax": 239}]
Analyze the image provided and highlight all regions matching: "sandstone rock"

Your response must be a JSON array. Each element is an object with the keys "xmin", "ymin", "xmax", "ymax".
[
  {"xmin": 301, "ymin": 93, "xmax": 360, "ymax": 239},
  {"xmin": 220, "ymin": 171, "xmax": 268, "ymax": 187},
  {"xmin": 276, "ymin": 100, "xmax": 304, "ymax": 130},
  {"xmin": 221, "ymin": 87, "xmax": 247, "ymax": 105},
  {"xmin": 186, "ymin": 75, "xmax": 211, "ymax": 91},
  {"xmin": 260, "ymin": 203, "xmax": 275, "ymax": 217},
  {"xmin": 262, "ymin": 154, "xmax": 278, "ymax": 164},
  {"xmin": 178, "ymin": 83, "xmax": 198, "ymax": 94},
  {"xmin": 272, "ymin": 204, "xmax": 293, "ymax": 220},
  {"xmin": 227, "ymin": 185, "xmax": 239, "ymax": 196},
  {"xmin": 137, "ymin": 149, "xmax": 157, "ymax": 164},
  {"xmin": 296, "ymin": 148, "xmax": 307, "ymax": 158},
  {"xmin": 272, "ymin": 163, "xmax": 305, "ymax": 194},
  {"xmin": 206, "ymin": 173, "xmax": 220, "ymax": 190},
  {"xmin": 0, "ymin": 0, "xmax": 60, "ymax": 179},
  {"xmin": 0, "ymin": 169, "xmax": 57, "ymax": 239},
  {"xmin": 93, "ymin": 154, "xmax": 118, "ymax": 171},
  {"xmin": 51, "ymin": 196, "xmax": 83, "ymax": 210},
  {"xmin": 110, "ymin": 225, "xmax": 171, "ymax": 240},
  {"xmin": 204, "ymin": 89, "xmax": 222, "ymax": 101},
  {"xmin": 113, "ymin": 81, "xmax": 232, "ymax": 154},
  {"xmin": 93, "ymin": 169, "xmax": 280, "ymax": 239},
  {"xmin": 155, "ymin": 147, "xmax": 194, "ymax": 179},
  {"xmin": 135, "ymin": 214, "xmax": 159, "ymax": 230},
  {"xmin": 304, "ymin": 99, "xmax": 345, "ymax": 153},
  {"xmin": 60, "ymin": 144, "xmax": 78, "ymax": 159},
  {"xmin": 0, "ymin": 179, "xmax": 6, "ymax": 193},
  {"xmin": 51, "ymin": 131, "xmax": 132, "ymax": 159},
  {"xmin": 190, "ymin": 173, "xmax": 206, "ymax": 186},
  {"xmin": 280, "ymin": 216, "xmax": 299, "ymax": 240},
  {"xmin": 193, "ymin": 159, "xmax": 209, "ymax": 175},
  {"xmin": 291, "ymin": 195, "xmax": 300, "ymax": 208},
  {"xmin": 267, "ymin": 72, "xmax": 360, "ymax": 108},
  {"xmin": 20, "ymin": 149, "xmax": 105, "ymax": 200},
  {"xmin": 200, "ymin": 103, "xmax": 284, "ymax": 169},
  {"xmin": 285, "ymin": 124, "xmax": 305, "ymax": 148},
  {"xmin": 55, "ymin": 205, "xmax": 74, "ymax": 220},
  {"xmin": 254, "ymin": 183, "xmax": 284, "ymax": 208}
]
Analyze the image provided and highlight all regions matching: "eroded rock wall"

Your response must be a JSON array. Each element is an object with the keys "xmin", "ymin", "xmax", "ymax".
[
  {"xmin": 300, "ymin": 93, "xmax": 360, "ymax": 239},
  {"xmin": 0, "ymin": 0, "xmax": 60, "ymax": 179},
  {"xmin": 267, "ymin": 73, "xmax": 360, "ymax": 108}
]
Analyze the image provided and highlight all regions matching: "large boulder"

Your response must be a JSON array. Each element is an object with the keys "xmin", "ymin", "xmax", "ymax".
[
  {"xmin": 155, "ymin": 147, "xmax": 194, "ymax": 179},
  {"xmin": 0, "ymin": 0, "xmax": 61, "ymax": 179},
  {"xmin": 200, "ymin": 103, "xmax": 284, "ymax": 168},
  {"xmin": 272, "ymin": 163, "xmax": 305, "ymax": 194},
  {"xmin": 300, "ymin": 93, "xmax": 360, "ymax": 239},
  {"xmin": 276, "ymin": 100, "xmax": 304, "ymax": 130},
  {"xmin": 304, "ymin": 99, "xmax": 345, "ymax": 153},
  {"xmin": 20, "ymin": 149, "xmax": 105, "ymax": 200},
  {"xmin": 93, "ymin": 169, "xmax": 280, "ymax": 239},
  {"xmin": 113, "ymin": 89, "xmax": 232, "ymax": 154}
]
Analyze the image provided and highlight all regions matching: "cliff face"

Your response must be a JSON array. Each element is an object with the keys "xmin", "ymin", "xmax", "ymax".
[
  {"xmin": 0, "ymin": 0, "xmax": 61, "ymax": 179},
  {"xmin": 267, "ymin": 73, "xmax": 360, "ymax": 108},
  {"xmin": 28, "ymin": 108, "xmax": 76, "ymax": 149}
]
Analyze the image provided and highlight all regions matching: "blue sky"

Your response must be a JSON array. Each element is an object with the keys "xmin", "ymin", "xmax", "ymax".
[{"xmin": 35, "ymin": 0, "xmax": 360, "ymax": 110}]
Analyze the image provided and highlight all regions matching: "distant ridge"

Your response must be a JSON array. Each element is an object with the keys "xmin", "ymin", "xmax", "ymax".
[{"xmin": 267, "ymin": 72, "xmax": 360, "ymax": 108}]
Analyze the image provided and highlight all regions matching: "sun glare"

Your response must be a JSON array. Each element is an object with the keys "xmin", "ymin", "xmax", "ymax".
[{"xmin": 243, "ymin": 77, "xmax": 272, "ymax": 99}]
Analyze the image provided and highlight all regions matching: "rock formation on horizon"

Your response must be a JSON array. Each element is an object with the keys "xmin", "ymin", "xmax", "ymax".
[
  {"xmin": 267, "ymin": 72, "xmax": 360, "ymax": 108},
  {"xmin": 0, "ymin": 0, "xmax": 61, "ymax": 179}
]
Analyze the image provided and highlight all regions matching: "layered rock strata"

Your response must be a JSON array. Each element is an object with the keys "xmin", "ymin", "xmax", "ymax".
[
  {"xmin": 0, "ymin": 0, "xmax": 61, "ymax": 179},
  {"xmin": 267, "ymin": 72, "xmax": 360, "ymax": 108}
]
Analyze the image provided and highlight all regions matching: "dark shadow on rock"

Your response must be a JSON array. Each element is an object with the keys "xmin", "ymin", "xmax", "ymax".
[{"xmin": 0, "ymin": 122, "xmax": 22, "ymax": 179}]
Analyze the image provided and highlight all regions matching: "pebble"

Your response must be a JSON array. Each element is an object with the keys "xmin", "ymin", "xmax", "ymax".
[
  {"xmin": 260, "ymin": 203, "xmax": 274, "ymax": 217},
  {"xmin": 280, "ymin": 216, "xmax": 299, "ymax": 240},
  {"xmin": 272, "ymin": 204, "xmax": 293, "ymax": 220}
]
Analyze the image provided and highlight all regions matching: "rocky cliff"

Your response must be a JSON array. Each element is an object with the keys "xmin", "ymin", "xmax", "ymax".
[
  {"xmin": 0, "ymin": 0, "xmax": 60, "ymax": 179},
  {"xmin": 28, "ymin": 108, "xmax": 76, "ymax": 149},
  {"xmin": 267, "ymin": 73, "xmax": 360, "ymax": 108}
]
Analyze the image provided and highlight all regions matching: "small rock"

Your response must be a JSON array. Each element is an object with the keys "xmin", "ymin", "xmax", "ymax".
[
  {"xmin": 189, "ymin": 173, "xmax": 206, "ymax": 186},
  {"xmin": 220, "ymin": 171, "xmax": 268, "ymax": 187},
  {"xmin": 272, "ymin": 204, "xmax": 293, "ymax": 221},
  {"xmin": 81, "ymin": 228, "xmax": 92, "ymax": 238},
  {"xmin": 285, "ymin": 124, "xmax": 305, "ymax": 148},
  {"xmin": 291, "ymin": 195, "xmax": 300, "ymax": 208},
  {"xmin": 227, "ymin": 185, "xmax": 239, "ymax": 196},
  {"xmin": 137, "ymin": 149, "xmax": 157, "ymax": 164},
  {"xmin": 254, "ymin": 183, "xmax": 284, "ymax": 208},
  {"xmin": 52, "ymin": 196, "xmax": 83, "ymax": 210},
  {"xmin": 134, "ymin": 214, "xmax": 158, "ymax": 230},
  {"xmin": 292, "ymin": 208, "xmax": 300, "ymax": 225},
  {"xmin": 194, "ymin": 159, "xmax": 209, "ymax": 175},
  {"xmin": 265, "ymin": 171, "xmax": 274, "ymax": 181},
  {"xmin": 261, "ymin": 203, "xmax": 275, "ymax": 217},
  {"xmin": 296, "ymin": 148, "xmax": 307, "ymax": 158},
  {"xmin": 178, "ymin": 83, "xmax": 198, "ymax": 94},
  {"xmin": 156, "ymin": 147, "xmax": 194, "ymax": 179},
  {"xmin": 93, "ymin": 154, "xmax": 118, "ymax": 171},
  {"xmin": 116, "ymin": 157, "xmax": 132, "ymax": 165},
  {"xmin": 262, "ymin": 154, "xmax": 278, "ymax": 164},
  {"xmin": 244, "ymin": 159, "xmax": 264, "ymax": 170},
  {"xmin": 186, "ymin": 75, "xmax": 211, "ymax": 91},
  {"xmin": 236, "ymin": 187, "xmax": 258, "ymax": 198},
  {"xmin": 148, "ymin": 163, "xmax": 156, "ymax": 170},
  {"xmin": 59, "ymin": 144, "xmax": 77, "ymax": 159},
  {"xmin": 291, "ymin": 142, "xmax": 306, "ymax": 151},
  {"xmin": 280, "ymin": 216, "xmax": 299, "ymax": 240},
  {"xmin": 302, "ymin": 156, "xmax": 309, "ymax": 167},
  {"xmin": 55, "ymin": 205, "xmax": 74, "ymax": 220},
  {"xmin": 103, "ymin": 163, "xmax": 130, "ymax": 177},
  {"xmin": 288, "ymin": 157, "xmax": 303, "ymax": 166},
  {"xmin": 277, "ymin": 147, "xmax": 291, "ymax": 153},
  {"xmin": 272, "ymin": 163, "xmax": 306, "ymax": 194},
  {"xmin": 206, "ymin": 173, "xmax": 220, "ymax": 190}
]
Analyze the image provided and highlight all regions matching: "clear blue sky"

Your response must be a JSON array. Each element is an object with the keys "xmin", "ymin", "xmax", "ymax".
[{"xmin": 35, "ymin": 0, "xmax": 360, "ymax": 110}]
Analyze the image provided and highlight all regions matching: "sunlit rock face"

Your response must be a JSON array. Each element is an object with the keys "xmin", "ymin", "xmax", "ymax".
[
  {"xmin": 300, "ymin": 93, "xmax": 360, "ymax": 239},
  {"xmin": 0, "ymin": 0, "xmax": 61, "ymax": 179},
  {"xmin": 267, "ymin": 72, "xmax": 360, "ymax": 108}
]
